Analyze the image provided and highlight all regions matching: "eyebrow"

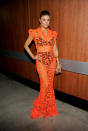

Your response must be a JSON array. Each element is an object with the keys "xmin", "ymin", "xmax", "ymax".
[{"xmin": 42, "ymin": 18, "xmax": 50, "ymax": 20}]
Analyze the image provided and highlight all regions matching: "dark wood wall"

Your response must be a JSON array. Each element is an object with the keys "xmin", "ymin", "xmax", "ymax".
[{"xmin": 0, "ymin": 0, "xmax": 88, "ymax": 100}]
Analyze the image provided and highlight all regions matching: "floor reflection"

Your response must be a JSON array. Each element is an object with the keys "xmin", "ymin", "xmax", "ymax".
[{"xmin": 35, "ymin": 116, "xmax": 57, "ymax": 131}]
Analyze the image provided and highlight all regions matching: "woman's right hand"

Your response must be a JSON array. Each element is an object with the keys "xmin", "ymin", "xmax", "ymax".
[{"xmin": 33, "ymin": 55, "xmax": 41, "ymax": 61}]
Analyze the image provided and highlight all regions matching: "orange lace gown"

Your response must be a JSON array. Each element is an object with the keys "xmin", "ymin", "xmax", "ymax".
[{"xmin": 28, "ymin": 27, "xmax": 59, "ymax": 119}]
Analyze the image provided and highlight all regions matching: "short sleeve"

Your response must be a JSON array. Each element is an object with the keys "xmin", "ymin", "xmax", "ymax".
[
  {"xmin": 53, "ymin": 31, "xmax": 58, "ymax": 39},
  {"xmin": 28, "ymin": 29, "xmax": 35, "ymax": 38}
]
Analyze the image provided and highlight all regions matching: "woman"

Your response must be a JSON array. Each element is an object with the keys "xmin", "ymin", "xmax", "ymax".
[{"xmin": 24, "ymin": 10, "xmax": 62, "ymax": 119}]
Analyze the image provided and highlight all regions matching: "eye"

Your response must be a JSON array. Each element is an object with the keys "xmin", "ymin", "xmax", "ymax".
[{"xmin": 42, "ymin": 19, "xmax": 46, "ymax": 21}]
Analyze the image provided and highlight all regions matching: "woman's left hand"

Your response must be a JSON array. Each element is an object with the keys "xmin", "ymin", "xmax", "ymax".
[{"xmin": 55, "ymin": 61, "xmax": 62, "ymax": 74}]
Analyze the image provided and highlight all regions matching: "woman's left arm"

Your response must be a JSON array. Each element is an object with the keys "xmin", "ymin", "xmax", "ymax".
[{"xmin": 53, "ymin": 40, "xmax": 60, "ymax": 64}]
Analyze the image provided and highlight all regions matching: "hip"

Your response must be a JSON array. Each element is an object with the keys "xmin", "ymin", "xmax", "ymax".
[{"xmin": 36, "ymin": 51, "xmax": 56, "ymax": 66}]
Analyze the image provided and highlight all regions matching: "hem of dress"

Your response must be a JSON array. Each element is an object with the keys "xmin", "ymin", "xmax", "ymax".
[{"xmin": 30, "ymin": 107, "xmax": 59, "ymax": 119}]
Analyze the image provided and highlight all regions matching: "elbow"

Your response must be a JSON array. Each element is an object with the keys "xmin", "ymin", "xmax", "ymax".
[
  {"xmin": 24, "ymin": 44, "xmax": 27, "ymax": 49},
  {"xmin": 24, "ymin": 45, "xmax": 27, "ymax": 51}
]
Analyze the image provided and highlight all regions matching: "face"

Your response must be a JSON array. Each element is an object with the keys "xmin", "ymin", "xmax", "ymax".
[{"xmin": 39, "ymin": 15, "xmax": 50, "ymax": 29}]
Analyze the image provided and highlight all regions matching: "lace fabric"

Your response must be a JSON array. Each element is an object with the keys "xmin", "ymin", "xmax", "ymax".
[{"xmin": 28, "ymin": 27, "xmax": 59, "ymax": 119}]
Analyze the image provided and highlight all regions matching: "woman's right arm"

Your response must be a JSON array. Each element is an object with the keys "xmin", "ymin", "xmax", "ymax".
[{"xmin": 24, "ymin": 36, "xmax": 36, "ymax": 60}]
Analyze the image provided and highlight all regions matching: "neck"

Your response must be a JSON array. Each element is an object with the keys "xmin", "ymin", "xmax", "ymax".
[{"xmin": 40, "ymin": 26, "xmax": 48, "ymax": 31}]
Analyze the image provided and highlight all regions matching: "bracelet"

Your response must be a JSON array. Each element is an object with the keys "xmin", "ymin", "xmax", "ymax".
[
  {"xmin": 56, "ymin": 56, "xmax": 60, "ymax": 61},
  {"xmin": 56, "ymin": 56, "xmax": 59, "ymax": 59}
]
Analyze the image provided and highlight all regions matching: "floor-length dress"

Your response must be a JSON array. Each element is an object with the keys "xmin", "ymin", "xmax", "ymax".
[{"xmin": 28, "ymin": 27, "xmax": 59, "ymax": 119}]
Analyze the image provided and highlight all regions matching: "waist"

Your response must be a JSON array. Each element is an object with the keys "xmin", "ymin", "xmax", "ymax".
[
  {"xmin": 37, "ymin": 51, "xmax": 54, "ymax": 55},
  {"xmin": 37, "ymin": 51, "xmax": 56, "ymax": 59},
  {"xmin": 37, "ymin": 46, "xmax": 53, "ymax": 53}
]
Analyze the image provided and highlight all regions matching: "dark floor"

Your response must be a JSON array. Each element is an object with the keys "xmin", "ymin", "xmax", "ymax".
[{"xmin": 0, "ymin": 71, "xmax": 88, "ymax": 131}]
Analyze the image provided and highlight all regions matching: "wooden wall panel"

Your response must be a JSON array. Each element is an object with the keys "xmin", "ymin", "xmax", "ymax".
[
  {"xmin": 0, "ymin": 0, "xmax": 88, "ymax": 100},
  {"xmin": 0, "ymin": 0, "xmax": 29, "ymax": 52},
  {"xmin": 0, "ymin": 56, "xmax": 39, "ymax": 83},
  {"xmin": 58, "ymin": 0, "xmax": 88, "ymax": 61}
]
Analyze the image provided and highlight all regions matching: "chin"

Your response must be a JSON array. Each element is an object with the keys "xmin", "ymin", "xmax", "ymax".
[{"xmin": 44, "ymin": 26, "xmax": 49, "ymax": 28}]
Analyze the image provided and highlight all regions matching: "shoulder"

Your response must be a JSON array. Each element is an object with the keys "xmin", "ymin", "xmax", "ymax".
[
  {"xmin": 28, "ymin": 28, "xmax": 38, "ymax": 37},
  {"xmin": 28, "ymin": 28, "xmax": 36, "ymax": 32},
  {"xmin": 49, "ymin": 28, "xmax": 58, "ymax": 35},
  {"xmin": 50, "ymin": 29, "xmax": 58, "ymax": 39},
  {"xmin": 53, "ymin": 30, "xmax": 58, "ymax": 38},
  {"xmin": 28, "ymin": 27, "xmax": 40, "ymax": 33},
  {"xmin": 53, "ymin": 30, "xmax": 58, "ymax": 36}
]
